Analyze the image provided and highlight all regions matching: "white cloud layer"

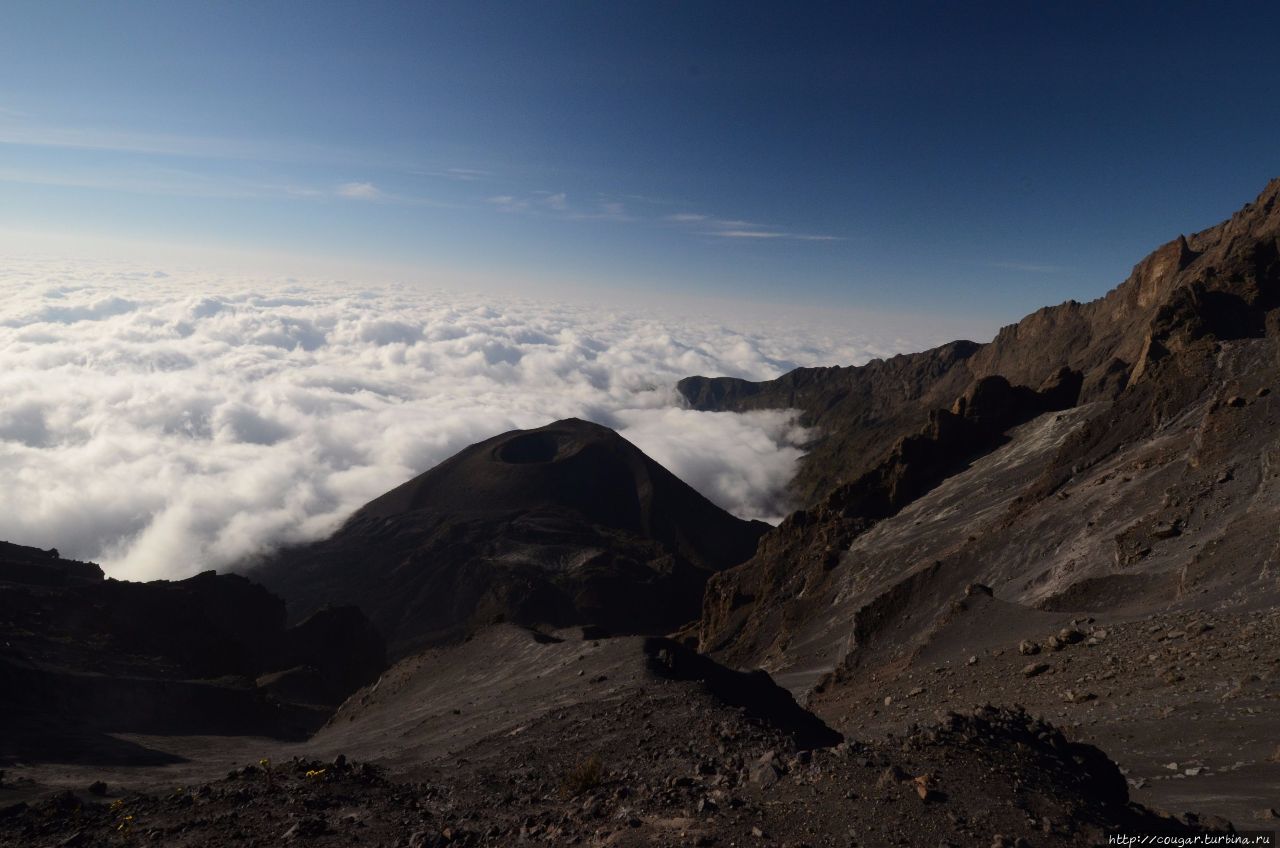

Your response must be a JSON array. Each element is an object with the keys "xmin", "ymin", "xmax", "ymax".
[{"xmin": 0, "ymin": 259, "xmax": 931, "ymax": 581}]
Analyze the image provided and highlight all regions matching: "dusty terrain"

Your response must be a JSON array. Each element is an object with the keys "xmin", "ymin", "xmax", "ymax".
[{"xmin": 0, "ymin": 627, "xmax": 1217, "ymax": 847}]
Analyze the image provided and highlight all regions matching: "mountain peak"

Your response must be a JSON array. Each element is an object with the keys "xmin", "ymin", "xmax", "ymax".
[{"xmin": 253, "ymin": 418, "xmax": 767, "ymax": 653}]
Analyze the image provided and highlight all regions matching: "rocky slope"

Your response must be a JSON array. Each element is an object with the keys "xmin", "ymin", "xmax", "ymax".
[
  {"xmin": 689, "ymin": 177, "xmax": 1280, "ymax": 669},
  {"xmin": 678, "ymin": 178, "xmax": 1280, "ymax": 826},
  {"xmin": 0, "ymin": 627, "xmax": 1220, "ymax": 847},
  {"xmin": 251, "ymin": 418, "xmax": 768, "ymax": 655}
]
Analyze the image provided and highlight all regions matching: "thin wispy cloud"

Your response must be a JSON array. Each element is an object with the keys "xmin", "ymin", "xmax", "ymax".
[
  {"xmin": 0, "ymin": 113, "xmax": 457, "ymax": 177},
  {"xmin": 595, "ymin": 201, "xmax": 629, "ymax": 221},
  {"xmin": 0, "ymin": 118, "xmax": 304, "ymax": 163},
  {"xmin": 708, "ymin": 230, "xmax": 842, "ymax": 242},
  {"xmin": 487, "ymin": 192, "xmax": 836, "ymax": 237},
  {"xmin": 331, "ymin": 181, "xmax": 456, "ymax": 208},
  {"xmin": 0, "ymin": 165, "xmax": 319, "ymax": 201},
  {"xmin": 540, "ymin": 191, "xmax": 569, "ymax": 211},
  {"xmin": 710, "ymin": 230, "xmax": 786, "ymax": 239},
  {"xmin": 0, "ymin": 164, "xmax": 449, "ymax": 207},
  {"xmin": 668, "ymin": 210, "xmax": 843, "ymax": 242},
  {"xmin": 3, "ymin": 113, "xmax": 835, "ymax": 246},
  {"xmin": 337, "ymin": 181, "xmax": 383, "ymax": 200},
  {"xmin": 414, "ymin": 167, "xmax": 494, "ymax": 182},
  {"xmin": 486, "ymin": 194, "xmax": 530, "ymax": 213},
  {"xmin": 487, "ymin": 191, "xmax": 632, "ymax": 221}
]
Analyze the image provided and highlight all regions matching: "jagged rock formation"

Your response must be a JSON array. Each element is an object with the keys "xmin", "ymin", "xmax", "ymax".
[
  {"xmin": 251, "ymin": 418, "xmax": 769, "ymax": 655},
  {"xmin": 679, "ymin": 178, "xmax": 1280, "ymax": 509},
  {"xmin": 680, "ymin": 340, "xmax": 985, "ymax": 505},
  {"xmin": 0, "ymin": 542, "xmax": 384, "ymax": 761},
  {"xmin": 685, "ymin": 177, "xmax": 1280, "ymax": 675},
  {"xmin": 678, "ymin": 179, "xmax": 1280, "ymax": 821},
  {"xmin": 695, "ymin": 368, "xmax": 1084, "ymax": 666}
]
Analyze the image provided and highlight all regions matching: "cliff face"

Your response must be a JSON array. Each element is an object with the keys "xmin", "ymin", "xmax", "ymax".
[
  {"xmin": 679, "ymin": 341, "xmax": 983, "ymax": 506},
  {"xmin": 686, "ymin": 178, "xmax": 1280, "ymax": 676},
  {"xmin": 679, "ymin": 179, "xmax": 1280, "ymax": 511}
]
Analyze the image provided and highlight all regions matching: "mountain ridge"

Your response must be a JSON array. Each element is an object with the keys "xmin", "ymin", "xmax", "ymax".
[{"xmin": 678, "ymin": 176, "xmax": 1280, "ymax": 508}]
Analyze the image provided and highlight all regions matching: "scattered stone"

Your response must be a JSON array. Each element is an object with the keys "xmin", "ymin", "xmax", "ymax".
[
  {"xmin": 877, "ymin": 765, "xmax": 911, "ymax": 788},
  {"xmin": 749, "ymin": 754, "xmax": 781, "ymax": 788},
  {"xmin": 1057, "ymin": 628, "xmax": 1085, "ymax": 645},
  {"xmin": 1022, "ymin": 662, "xmax": 1050, "ymax": 678},
  {"xmin": 966, "ymin": 655, "xmax": 979, "ymax": 666},
  {"xmin": 407, "ymin": 831, "xmax": 438, "ymax": 848},
  {"xmin": 913, "ymin": 774, "xmax": 939, "ymax": 802},
  {"xmin": 1227, "ymin": 395, "xmax": 1247, "ymax": 408},
  {"xmin": 1018, "ymin": 640, "xmax": 1040, "ymax": 656},
  {"xmin": 87, "ymin": 781, "xmax": 107, "ymax": 796}
]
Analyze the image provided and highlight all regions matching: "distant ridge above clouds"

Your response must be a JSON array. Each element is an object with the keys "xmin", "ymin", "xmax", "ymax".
[{"xmin": 0, "ymin": 258, "xmax": 941, "ymax": 580}]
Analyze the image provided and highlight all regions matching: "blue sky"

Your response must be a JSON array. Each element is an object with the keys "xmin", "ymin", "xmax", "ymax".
[{"xmin": 1, "ymin": 1, "xmax": 1278, "ymax": 326}]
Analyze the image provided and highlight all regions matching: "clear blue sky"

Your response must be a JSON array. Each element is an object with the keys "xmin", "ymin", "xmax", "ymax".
[{"xmin": 1, "ymin": 1, "xmax": 1277, "ymax": 323}]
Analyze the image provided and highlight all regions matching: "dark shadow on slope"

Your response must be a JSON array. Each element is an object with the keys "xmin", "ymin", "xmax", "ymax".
[{"xmin": 643, "ymin": 637, "xmax": 842, "ymax": 750}]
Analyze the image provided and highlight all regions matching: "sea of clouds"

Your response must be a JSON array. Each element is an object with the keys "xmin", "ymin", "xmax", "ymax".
[{"xmin": 0, "ymin": 258, "xmax": 938, "ymax": 580}]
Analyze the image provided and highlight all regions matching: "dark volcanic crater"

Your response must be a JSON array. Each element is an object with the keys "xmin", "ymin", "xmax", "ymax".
[{"xmin": 250, "ymin": 417, "xmax": 769, "ymax": 655}]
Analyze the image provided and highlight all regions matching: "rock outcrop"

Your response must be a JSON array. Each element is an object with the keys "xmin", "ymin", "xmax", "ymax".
[
  {"xmin": 687, "ymin": 177, "xmax": 1280, "ymax": 678},
  {"xmin": 678, "ymin": 178, "xmax": 1280, "ymax": 510},
  {"xmin": 0, "ymin": 542, "xmax": 385, "ymax": 760}
]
